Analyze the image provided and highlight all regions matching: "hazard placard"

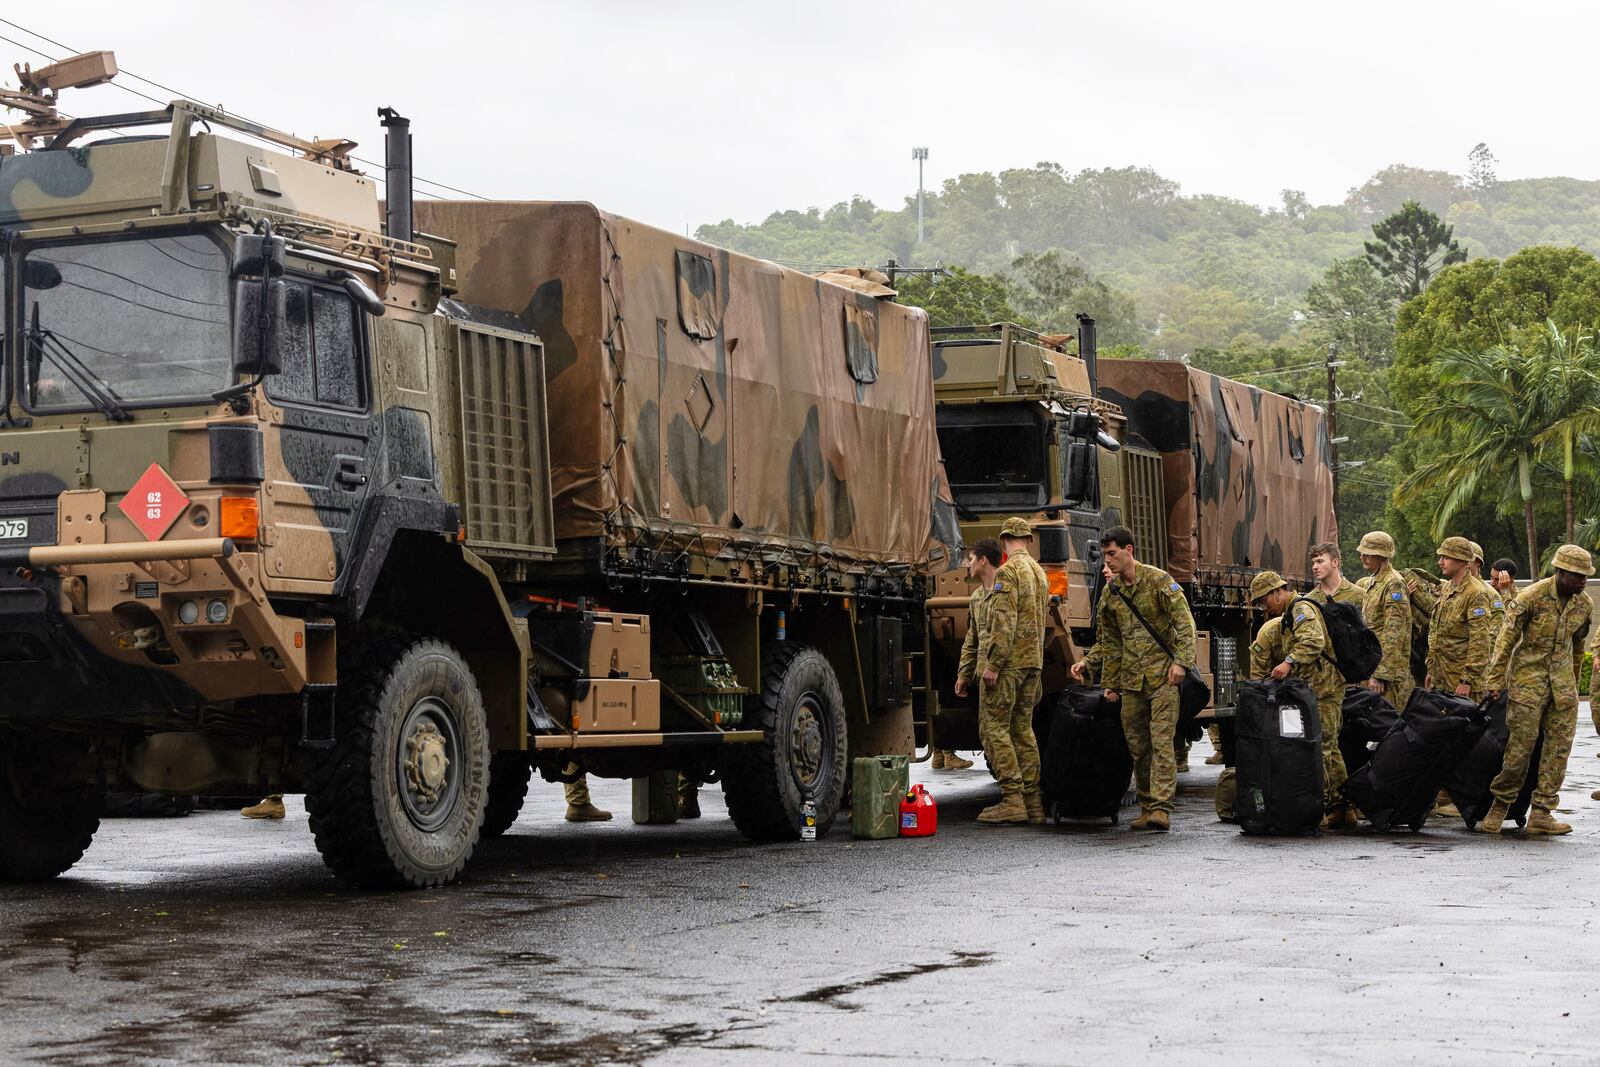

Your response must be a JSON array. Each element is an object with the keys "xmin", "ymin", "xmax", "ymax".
[{"xmin": 118, "ymin": 463, "xmax": 190, "ymax": 541}]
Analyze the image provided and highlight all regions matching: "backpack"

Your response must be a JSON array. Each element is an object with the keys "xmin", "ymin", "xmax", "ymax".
[{"xmin": 1289, "ymin": 596, "xmax": 1383, "ymax": 684}]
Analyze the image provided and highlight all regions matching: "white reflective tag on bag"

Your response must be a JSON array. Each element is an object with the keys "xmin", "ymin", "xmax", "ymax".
[{"xmin": 1279, "ymin": 704, "xmax": 1305, "ymax": 738}]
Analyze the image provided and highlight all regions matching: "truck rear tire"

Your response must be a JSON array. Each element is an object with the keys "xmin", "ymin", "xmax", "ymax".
[
  {"xmin": 722, "ymin": 643, "xmax": 847, "ymax": 841},
  {"xmin": 481, "ymin": 752, "xmax": 533, "ymax": 838},
  {"xmin": 0, "ymin": 732, "xmax": 100, "ymax": 881},
  {"xmin": 305, "ymin": 638, "xmax": 489, "ymax": 889}
]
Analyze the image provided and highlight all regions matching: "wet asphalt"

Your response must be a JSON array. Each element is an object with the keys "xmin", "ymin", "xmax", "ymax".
[{"xmin": 4, "ymin": 715, "xmax": 1600, "ymax": 1067}]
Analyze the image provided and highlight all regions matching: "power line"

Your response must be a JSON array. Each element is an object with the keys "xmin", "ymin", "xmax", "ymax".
[
  {"xmin": 1338, "ymin": 409, "xmax": 1411, "ymax": 429},
  {"xmin": 0, "ymin": 18, "xmax": 488, "ymax": 200}
]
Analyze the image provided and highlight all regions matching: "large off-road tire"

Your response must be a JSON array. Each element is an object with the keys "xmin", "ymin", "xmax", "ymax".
[
  {"xmin": 722, "ymin": 643, "xmax": 848, "ymax": 841},
  {"xmin": 305, "ymin": 638, "xmax": 489, "ymax": 889},
  {"xmin": 480, "ymin": 752, "xmax": 533, "ymax": 839},
  {"xmin": 0, "ymin": 732, "xmax": 101, "ymax": 881}
]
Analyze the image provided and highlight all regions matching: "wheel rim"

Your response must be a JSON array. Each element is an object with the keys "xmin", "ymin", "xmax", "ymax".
[
  {"xmin": 396, "ymin": 695, "xmax": 463, "ymax": 832},
  {"xmin": 790, "ymin": 690, "xmax": 828, "ymax": 795}
]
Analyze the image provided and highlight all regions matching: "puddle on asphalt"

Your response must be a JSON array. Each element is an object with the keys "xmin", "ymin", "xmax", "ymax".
[{"xmin": 776, "ymin": 951, "xmax": 994, "ymax": 1010}]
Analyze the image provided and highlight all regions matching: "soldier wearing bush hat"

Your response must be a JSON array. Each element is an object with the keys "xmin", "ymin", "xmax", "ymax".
[
  {"xmin": 1479, "ymin": 544, "xmax": 1594, "ymax": 835},
  {"xmin": 1425, "ymin": 536, "xmax": 1495, "ymax": 702},
  {"xmin": 1356, "ymin": 531, "xmax": 1413, "ymax": 712}
]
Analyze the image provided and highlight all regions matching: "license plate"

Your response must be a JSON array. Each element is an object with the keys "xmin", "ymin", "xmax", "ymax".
[{"xmin": 0, "ymin": 518, "xmax": 28, "ymax": 540}]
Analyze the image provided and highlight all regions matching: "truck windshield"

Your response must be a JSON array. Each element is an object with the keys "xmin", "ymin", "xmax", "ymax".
[
  {"xmin": 936, "ymin": 403, "xmax": 1050, "ymax": 511},
  {"xmin": 15, "ymin": 233, "xmax": 231, "ymax": 414}
]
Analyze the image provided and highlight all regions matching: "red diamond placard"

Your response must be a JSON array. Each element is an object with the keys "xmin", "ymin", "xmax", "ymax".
[{"xmin": 119, "ymin": 463, "xmax": 189, "ymax": 541}]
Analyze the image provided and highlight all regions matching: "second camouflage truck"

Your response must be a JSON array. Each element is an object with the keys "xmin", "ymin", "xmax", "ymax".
[
  {"xmin": 0, "ymin": 54, "xmax": 954, "ymax": 887},
  {"xmin": 923, "ymin": 321, "xmax": 1337, "ymax": 750}
]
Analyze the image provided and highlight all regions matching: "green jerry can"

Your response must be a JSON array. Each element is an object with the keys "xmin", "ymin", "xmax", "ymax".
[{"xmin": 851, "ymin": 755, "xmax": 910, "ymax": 840}]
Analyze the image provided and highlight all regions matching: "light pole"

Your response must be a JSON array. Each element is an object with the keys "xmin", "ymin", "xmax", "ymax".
[{"xmin": 912, "ymin": 146, "xmax": 928, "ymax": 245}]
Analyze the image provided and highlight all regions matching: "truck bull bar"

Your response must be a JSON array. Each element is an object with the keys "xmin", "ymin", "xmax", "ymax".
[{"xmin": 0, "ymin": 537, "xmax": 237, "ymax": 568}]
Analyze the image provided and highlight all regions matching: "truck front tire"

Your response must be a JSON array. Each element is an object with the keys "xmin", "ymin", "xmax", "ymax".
[
  {"xmin": 722, "ymin": 643, "xmax": 847, "ymax": 841},
  {"xmin": 0, "ymin": 732, "xmax": 100, "ymax": 881},
  {"xmin": 305, "ymin": 638, "xmax": 489, "ymax": 888},
  {"xmin": 480, "ymin": 752, "xmax": 533, "ymax": 838}
]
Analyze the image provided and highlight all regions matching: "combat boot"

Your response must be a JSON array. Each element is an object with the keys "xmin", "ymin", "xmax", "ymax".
[
  {"xmin": 1477, "ymin": 800, "xmax": 1509, "ymax": 834},
  {"xmin": 1525, "ymin": 807, "xmax": 1572, "ymax": 835},
  {"xmin": 1338, "ymin": 806, "xmax": 1361, "ymax": 829},
  {"xmin": 565, "ymin": 802, "xmax": 613, "ymax": 823},
  {"xmin": 1433, "ymin": 790, "xmax": 1461, "ymax": 818},
  {"xmin": 678, "ymin": 793, "xmax": 701, "ymax": 820},
  {"xmin": 1129, "ymin": 809, "xmax": 1152, "ymax": 831},
  {"xmin": 1592, "ymin": 789, "xmax": 1600, "ymax": 801},
  {"xmin": 240, "ymin": 795, "xmax": 285, "ymax": 820},
  {"xmin": 1205, "ymin": 751, "xmax": 1225, "ymax": 766},
  {"xmin": 977, "ymin": 792, "xmax": 1028, "ymax": 825},
  {"xmin": 930, "ymin": 749, "xmax": 946, "ymax": 770},
  {"xmin": 942, "ymin": 751, "xmax": 973, "ymax": 771},
  {"xmin": 1145, "ymin": 810, "xmax": 1170, "ymax": 832},
  {"xmin": 1023, "ymin": 791, "xmax": 1045, "ymax": 825}
]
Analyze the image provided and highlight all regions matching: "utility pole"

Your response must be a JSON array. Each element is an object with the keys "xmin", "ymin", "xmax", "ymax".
[
  {"xmin": 912, "ymin": 146, "xmax": 928, "ymax": 245},
  {"xmin": 1325, "ymin": 343, "xmax": 1340, "ymax": 512}
]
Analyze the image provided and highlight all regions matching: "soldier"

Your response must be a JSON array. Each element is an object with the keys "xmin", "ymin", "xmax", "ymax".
[
  {"xmin": 1489, "ymin": 558, "xmax": 1519, "ymax": 602},
  {"xmin": 1070, "ymin": 526, "xmax": 1196, "ymax": 833},
  {"xmin": 929, "ymin": 747, "xmax": 974, "ymax": 772},
  {"xmin": 1423, "ymin": 536, "xmax": 1495, "ymax": 701},
  {"xmin": 1249, "ymin": 571, "xmax": 1352, "ymax": 827},
  {"xmin": 1356, "ymin": 531, "xmax": 1413, "ymax": 713},
  {"xmin": 564, "ymin": 776, "xmax": 613, "ymax": 822},
  {"xmin": 955, "ymin": 538, "xmax": 1042, "ymax": 825},
  {"xmin": 1308, "ymin": 542, "xmax": 1363, "ymax": 605},
  {"xmin": 241, "ymin": 794, "xmax": 285, "ymax": 820},
  {"xmin": 1479, "ymin": 545, "xmax": 1595, "ymax": 835},
  {"xmin": 1469, "ymin": 542, "xmax": 1506, "ymax": 624}
]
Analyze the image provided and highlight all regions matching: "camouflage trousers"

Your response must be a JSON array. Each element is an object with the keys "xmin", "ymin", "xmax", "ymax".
[
  {"xmin": 564, "ymin": 776, "xmax": 591, "ymax": 806},
  {"xmin": 1119, "ymin": 684, "xmax": 1178, "ymax": 815},
  {"xmin": 1383, "ymin": 677, "xmax": 1414, "ymax": 715},
  {"xmin": 1317, "ymin": 694, "xmax": 1347, "ymax": 808},
  {"xmin": 978, "ymin": 667, "xmax": 1042, "ymax": 796},
  {"xmin": 1491, "ymin": 692, "xmax": 1578, "ymax": 810}
]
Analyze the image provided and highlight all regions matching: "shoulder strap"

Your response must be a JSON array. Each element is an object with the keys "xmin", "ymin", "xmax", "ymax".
[
  {"xmin": 1114, "ymin": 584, "xmax": 1176, "ymax": 661},
  {"xmin": 1288, "ymin": 596, "xmax": 1341, "ymax": 669}
]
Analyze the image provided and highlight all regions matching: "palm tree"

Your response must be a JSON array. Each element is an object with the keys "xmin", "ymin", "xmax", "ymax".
[
  {"xmin": 1395, "ymin": 343, "xmax": 1550, "ymax": 574},
  {"xmin": 1529, "ymin": 320, "xmax": 1600, "ymax": 541}
]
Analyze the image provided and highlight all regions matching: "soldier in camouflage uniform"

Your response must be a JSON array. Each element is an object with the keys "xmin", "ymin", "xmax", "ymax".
[
  {"xmin": 1356, "ymin": 531, "xmax": 1413, "ymax": 713},
  {"xmin": 1468, "ymin": 542, "xmax": 1507, "ymax": 625},
  {"xmin": 1308, "ymin": 542, "xmax": 1364, "ymax": 605},
  {"xmin": 1479, "ymin": 544, "xmax": 1595, "ymax": 835},
  {"xmin": 997, "ymin": 517, "xmax": 1049, "ymax": 820},
  {"xmin": 1423, "ymin": 537, "xmax": 1495, "ymax": 701},
  {"xmin": 1071, "ymin": 526, "xmax": 1196, "ymax": 833},
  {"xmin": 955, "ymin": 538, "xmax": 1042, "ymax": 825},
  {"xmin": 1249, "ymin": 571, "xmax": 1352, "ymax": 827}
]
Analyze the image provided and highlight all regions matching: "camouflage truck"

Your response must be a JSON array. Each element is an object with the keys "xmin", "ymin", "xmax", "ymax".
[
  {"xmin": 0, "ymin": 54, "xmax": 952, "ymax": 887},
  {"xmin": 923, "ymin": 321, "xmax": 1336, "ymax": 750}
]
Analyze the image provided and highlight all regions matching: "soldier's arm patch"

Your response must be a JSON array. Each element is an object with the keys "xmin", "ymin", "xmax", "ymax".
[
  {"xmin": 1391, "ymin": 591, "xmax": 1403, "ymax": 601},
  {"xmin": 1170, "ymin": 582, "xmax": 1181, "ymax": 592},
  {"xmin": 993, "ymin": 580, "xmax": 1004, "ymax": 590},
  {"xmin": 1294, "ymin": 612, "xmax": 1309, "ymax": 623},
  {"xmin": 1473, "ymin": 607, "xmax": 1486, "ymax": 616}
]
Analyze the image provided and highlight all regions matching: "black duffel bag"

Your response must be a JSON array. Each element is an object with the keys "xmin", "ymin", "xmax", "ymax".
[
  {"xmin": 1341, "ymin": 690, "xmax": 1489, "ymax": 831},
  {"xmin": 1235, "ymin": 678, "xmax": 1324, "ymax": 836},
  {"xmin": 1339, "ymin": 685, "xmax": 1398, "ymax": 777}
]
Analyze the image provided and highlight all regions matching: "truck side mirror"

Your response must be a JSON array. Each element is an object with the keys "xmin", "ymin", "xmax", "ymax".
[
  {"xmin": 232, "ymin": 277, "xmax": 286, "ymax": 377},
  {"xmin": 1062, "ymin": 439, "xmax": 1094, "ymax": 505},
  {"xmin": 233, "ymin": 233, "xmax": 286, "ymax": 278},
  {"xmin": 22, "ymin": 260, "xmax": 62, "ymax": 291}
]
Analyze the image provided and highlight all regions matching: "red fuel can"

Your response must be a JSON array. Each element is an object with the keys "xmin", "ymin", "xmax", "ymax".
[{"xmin": 898, "ymin": 784, "xmax": 938, "ymax": 837}]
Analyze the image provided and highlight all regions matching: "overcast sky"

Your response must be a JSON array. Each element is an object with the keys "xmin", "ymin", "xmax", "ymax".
[{"xmin": 4, "ymin": 2, "xmax": 1592, "ymax": 235}]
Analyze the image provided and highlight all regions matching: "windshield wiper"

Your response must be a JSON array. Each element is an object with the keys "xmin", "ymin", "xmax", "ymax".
[{"xmin": 26, "ymin": 304, "xmax": 132, "ymax": 423}]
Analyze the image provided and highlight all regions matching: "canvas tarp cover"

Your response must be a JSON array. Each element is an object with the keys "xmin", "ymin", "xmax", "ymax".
[
  {"xmin": 1097, "ymin": 359, "xmax": 1336, "ymax": 585},
  {"xmin": 411, "ymin": 200, "xmax": 948, "ymax": 572}
]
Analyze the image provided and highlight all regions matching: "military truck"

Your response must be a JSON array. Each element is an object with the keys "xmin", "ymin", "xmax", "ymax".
[
  {"xmin": 922, "ymin": 320, "xmax": 1336, "ymax": 749},
  {"xmin": 0, "ymin": 53, "xmax": 953, "ymax": 887}
]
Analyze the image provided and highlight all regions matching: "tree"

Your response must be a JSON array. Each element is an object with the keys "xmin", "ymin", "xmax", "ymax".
[
  {"xmin": 1008, "ymin": 250, "xmax": 1142, "ymax": 344},
  {"xmin": 1467, "ymin": 143, "xmax": 1498, "ymax": 195},
  {"xmin": 1280, "ymin": 189, "xmax": 1310, "ymax": 220},
  {"xmin": 1396, "ymin": 344, "xmax": 1550, "ymax": 574},
  {"xmin": 894, "ymin": 266, "xmax": 1020, "ymax": 329},
  {"xmin": 1303, "ymin": 257, "xmax": 1397, "ymax": 364},
  {"xmin": 1528, "ymin": 321, "xmax": 1600, "ymax": 539},
  {"xmin": 1365, "ymin": 201, "xmax": 1468, "ymax": 300},
  {"xmin": 1345, "ymin": 165, "xmax": 1466, "ymax": 219}
]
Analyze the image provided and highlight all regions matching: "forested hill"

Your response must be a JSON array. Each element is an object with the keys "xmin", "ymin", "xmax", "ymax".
[{"xmin": 695, "ymin": 162, "xmax": 1600, "ymax": 354}]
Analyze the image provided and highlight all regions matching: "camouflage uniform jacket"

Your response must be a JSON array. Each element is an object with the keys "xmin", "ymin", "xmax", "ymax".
[
  {"xmin": 1361, "ymin": 563, "xmax": 1412, "ymax": 686},
  {"xmin": 1280, "ymin": 597, "xmax": 1345, "ymax": 702},
  {"xmin": 996, "ymin": 553, "xmax": 1045, "ymax": 671},
  {"xmin": 1310, "ymin": 578, "xmax": 1364, "ymax": 606},
  {"xmin": 1249, "ymin": 616, "xmax": 1284, "ymax": 678},
  {"xmin": 1476, "ymin": 575, "xmax": 1507, "ymax": 626},
  {"xmin": 1485, "ymin": 577, "xmax": 1592, "ymax": 703},
  {"xmin": 1427, "ymin": 577, "xmax": 1495, "ymax": 692},
  {"xmin": 1084, "ymin": 563, "xmax": 1196, "ymax": 692},
  {"xmin": 957, "ymin": 579, "xmax": 1019, "ymax": 682}
]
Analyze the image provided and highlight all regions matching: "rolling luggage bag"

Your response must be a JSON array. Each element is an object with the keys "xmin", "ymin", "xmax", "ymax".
[
  {"xmin": 1235, "ymin": 679, "xmax": 1324, "ymax": 836},
  {"xmin": 1445, "ymin": 693, "xmax": 1542, "ymax": 830},
  {"xmin": 1039, "ymin": 686, "xmax": 1133, "ymax": 823},
  {"xmin": 1341, "ymin": 689, "xmax": 1489, "ymax": 831},
  {"xmin": 1338, "ymin": 686, "xmax": 1398, "ymax": 778}
]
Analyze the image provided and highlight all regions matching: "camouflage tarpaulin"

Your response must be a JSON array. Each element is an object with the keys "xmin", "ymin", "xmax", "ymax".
[
  {"xmin": 1097, "ymin": 360, "xmax": 1336, "ymax": 585},
  {"xmin": 412, "ymin": 201, "xmax": 949, "ymax": 572}
]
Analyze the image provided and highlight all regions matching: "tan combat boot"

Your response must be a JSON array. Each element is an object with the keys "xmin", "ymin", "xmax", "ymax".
[
  {"xmin": 1526, "ymin": 807, "xmax": 1572, "ymax": 835},
  {"xmin": 1129, "ymin": 809, "xmax": 1152, "ymax": 831},
  {"xmin": 930, "ymin": 749, "xmax": 946, "ymax": 770},
  {"xmin": 1477, "ymin": 800, "xmax": 1509, "ymax": 834},
  {"xmin": 565, "ymin": 802, "xmax": 613, "ymax": 823},
  {"xmin": 1338, "ymin": 806, "xmax": 1361, "ymax": 829},
  {"xmin": 977, "ymin": 792, "xmax": 1028, "ymax": 825},
  {"xmin": 1591, "ymin": 789, "xmax": 1600, "ymax": 801},
  {"xmin": 1023, "ymin": 791, "xmax": 1045, "ymax": 825},
  {"xmin": 1433, "ymin": 790, "xmax": 1461, "ymax": 819},
  {"xmin": 1145, "ymin": 810, "xmax": 1171, "ymax": 832},
  {"xmin": 943, "ymin": 751, "xmax": 973, "ymax": 771},
  {"xmin": 241, "ymin": 795, "xmax": 285, "ymax": 820}
]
